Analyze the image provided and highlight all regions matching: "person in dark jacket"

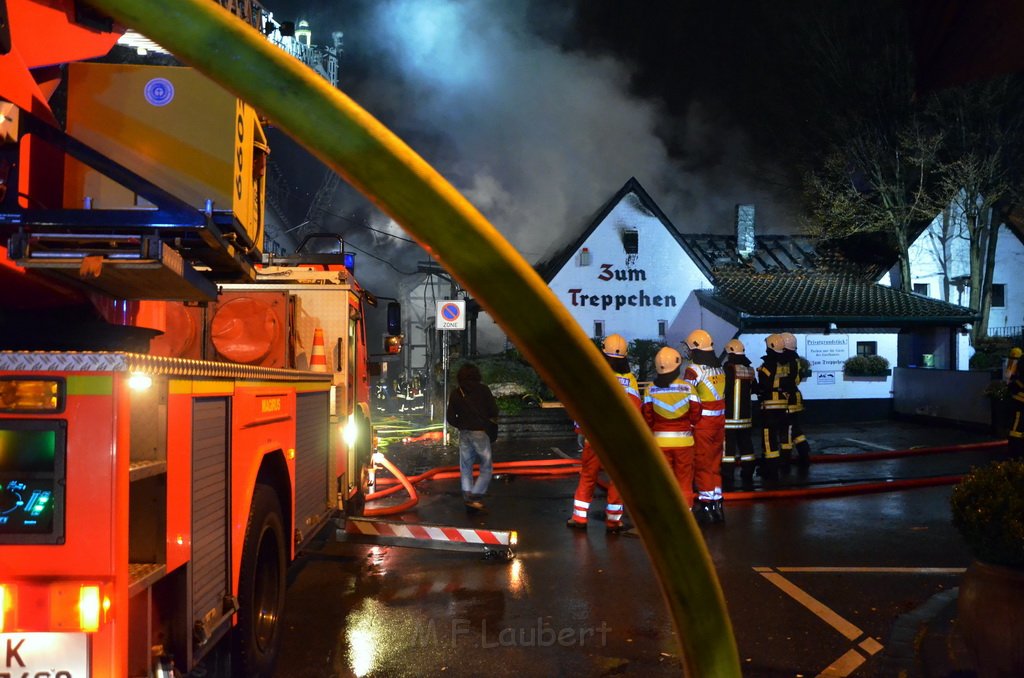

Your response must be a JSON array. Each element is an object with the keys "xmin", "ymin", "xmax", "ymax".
[
  {"xmin": 446, "ymin": 363, "xmax": 499, "ymax": 512},
  {"xmin": 1007, "ymin": 347, "xmax": 1024, "ymax": 457},
  {"xmin": 722, "ymin": 339, "xmax": 757, "ymax": 489}
]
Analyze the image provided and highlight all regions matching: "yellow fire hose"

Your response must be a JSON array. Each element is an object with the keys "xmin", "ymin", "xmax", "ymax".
[{"xmin": 86, "ymin": 1, "xmax": 740, "ymax": 674}]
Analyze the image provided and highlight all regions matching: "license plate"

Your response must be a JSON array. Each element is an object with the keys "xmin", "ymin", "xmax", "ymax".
[{"xmin": 0, "ymin": 633, "xmax": 88, "ymax": 677}]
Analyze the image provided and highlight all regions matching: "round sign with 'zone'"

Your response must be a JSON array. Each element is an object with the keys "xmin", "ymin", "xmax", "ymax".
[{"xmin": 441, "ymin": 303, "xmax": 461, "ymax": 321}]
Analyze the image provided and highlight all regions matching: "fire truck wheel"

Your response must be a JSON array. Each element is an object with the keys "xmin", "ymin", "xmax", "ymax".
[{"xmin": 233, "ymin": 484, "xmax": 287, "ymax": 678}]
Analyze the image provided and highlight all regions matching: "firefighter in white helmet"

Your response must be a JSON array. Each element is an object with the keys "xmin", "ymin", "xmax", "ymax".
[
  {"xmin": 682, "ymin": 329, "xmax": 727, "ymax": 524},
  {"xmin": 756, "ymin": 333, "xmax": 789, "ymax": 482},
  {"xmin": 642, "ymin": 346, "xmax": 702, "ymax": 509},
  {"xmin": 780, "ymin": 332, "xmax": 811, "ymax": 470},
  {"xmin": 723, "ymin": 338, "xmax": 757, "ymax": 488},
  {"xmin": 566, "ymin": 334, "xmax": 639, "ymax": 533},
  {"xmin": 1007, "ymin": 346, "xmax": 1024, "ymax": 457}
]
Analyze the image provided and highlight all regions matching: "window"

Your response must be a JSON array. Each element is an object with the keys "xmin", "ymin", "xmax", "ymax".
[
  {"xmin": 856, "ymin": 341, "xmax": 877, "ymax": 357},
  {"xmin": 657, "ymin": 320, "xmax": 667, "ymax": 338},
  {"xmin": 991, "ymin": 283, "xmax": 1006, "ymax": 308},
  {"xmin": 593, "ymin": 320, "xmax": 604, "ymax": 338},
  {"xmin": 912, "ymin": 283, "xmax": 929, "ymax": 296}
]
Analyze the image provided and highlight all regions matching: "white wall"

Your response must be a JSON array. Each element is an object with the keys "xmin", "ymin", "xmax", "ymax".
[
  {"xmin": 907, "ymin": 207, "xmax": 1023, "ymax": 333},
  {"xmin": 737, "ymin": 331, "xmax": 897, "ymax": 401},
  {"xmin": 547, "ymin": 191, "xmax": 713, "ymax": 342}
]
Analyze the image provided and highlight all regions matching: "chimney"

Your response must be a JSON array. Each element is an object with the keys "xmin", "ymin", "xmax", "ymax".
[{"xmin": 736, "ymin": 204, "xmax": 755, "ymax": 259}]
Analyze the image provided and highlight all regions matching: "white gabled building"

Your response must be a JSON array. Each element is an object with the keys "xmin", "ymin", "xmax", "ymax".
[
  {"xmin": 536, "ymin": 177, "xmax": 979, "ymax": 423},
  {"xmin": 542, "ymin": 177, "xmax": 712, "ymax": 343},
  {"xmin": 902, "ymin": 202, "xmax": 1024, "ymax": 340}
]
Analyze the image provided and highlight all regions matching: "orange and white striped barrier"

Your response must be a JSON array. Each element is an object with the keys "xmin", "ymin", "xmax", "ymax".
[
  {"xmin": 339, "ymin": 516, "xmax": 517, "ymax": 559},
  {"xmin": 310, "ymin": 327, "xmax": 327, "ymax": 372}
]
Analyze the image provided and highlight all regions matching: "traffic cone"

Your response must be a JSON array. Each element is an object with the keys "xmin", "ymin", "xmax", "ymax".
[{"xmin": 310, "ymin": 328, "xmax": 327, "ymax": 372}]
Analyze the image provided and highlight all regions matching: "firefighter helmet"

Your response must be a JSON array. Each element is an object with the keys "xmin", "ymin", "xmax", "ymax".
[
  {"xmin": 603, "ymin": 334, "xmax": 628, "ymax": 357},
  {"xmin": 655, "ymin": 347, "xmax": 682, "ymax": 374},
  {"xmin": 1011, "ymin": 347, "xmax": 1023, "ymax": 359},
  {"xmin": 684, "ymin": 329, "xmax": 714, "ymax": 351},
  {"xmin": 781, "ymin": 332, "xmax": 797, "ymax": 351},
  {"xmin": 725, "ymin": 339, "xmax": 745, "ymax": 355},
  {"xmin": 766, "ymin": 334, "xmax": 785, "ymax": 353}
]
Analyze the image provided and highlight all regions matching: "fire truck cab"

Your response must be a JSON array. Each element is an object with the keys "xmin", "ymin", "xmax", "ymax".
[{"xmin": 0, "ymin": 10, "xmax": 398, "ymax": 676}]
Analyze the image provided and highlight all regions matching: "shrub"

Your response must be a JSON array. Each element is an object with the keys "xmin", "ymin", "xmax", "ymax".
[
  {"xmin": 950, "ymin": 459, "xmax": 1024, "ymax": 568},
  {"xmin": 842, "ymin": 354, "xmax": 890, "ymax": 376}
]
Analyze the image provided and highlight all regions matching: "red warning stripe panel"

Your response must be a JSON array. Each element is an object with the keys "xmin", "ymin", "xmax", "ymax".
[
  {"xmin": 345, "ymin": 518, "xmax": 512, "ymax": 546},
  {"xmin": 441, "ymin": 527, "xmax": 467, "ymax": 542}
]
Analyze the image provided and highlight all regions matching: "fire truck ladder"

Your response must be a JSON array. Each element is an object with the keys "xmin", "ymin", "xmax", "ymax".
[
  {"xmin": 338, "ymin": 516, "xmax": 517, "ymax": 561},
  {"xmin": 0, "ymin": 114, "xmax": 260, "ymax": 301}
]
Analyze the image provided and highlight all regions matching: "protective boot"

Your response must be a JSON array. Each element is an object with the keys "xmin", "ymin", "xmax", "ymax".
[
  {"xmin": 721, "ymin": 461, "xmax": 736, "ymax": 490},
  {"xmin": 692, "ymin": 501, "xmax": 715, "ymax": 526},
  {"xmin": 711, "ymin": 500, "xmax": 725, "ymax": 524},
  {"xmin": 739, "ymin": 461, "xmax": 756, "ymax": 490},
  {"xmin": 779, "ymin": 448, "xmax": 792, "ymax": 474}
]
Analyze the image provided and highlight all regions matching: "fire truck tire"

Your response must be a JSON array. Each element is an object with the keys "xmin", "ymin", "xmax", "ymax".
[{"xmin": 233, "ymin": 484, "xmax": 287, "ymax": 678}]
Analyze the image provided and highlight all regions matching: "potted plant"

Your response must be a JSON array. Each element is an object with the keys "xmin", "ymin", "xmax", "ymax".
[
  {"xmin": 842, "ymin": 355, "xmax": 891, "ymax": 379},
  {"xmin": 950, "ymin": 459, "xmax": 1024, "ymax": 677}
]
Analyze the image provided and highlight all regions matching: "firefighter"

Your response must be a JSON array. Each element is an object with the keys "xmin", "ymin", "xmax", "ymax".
[
  {"xmin": 1007, "ymin": 346, "xmax": 1024, "ymax": 457},
  {"xmin": 723, "ymin": 338, "xmax": 757, "ymax": 489},
  {"xmin": 642, "ymin": 346, "xmax": 702, "ymax": 509},
  {"xmin": 757, "ymin": 334, "xmax": 790, "ymax": 483},
  {"xmin": 683, "ymin": 329, "xmax": 727, "ymax": 524},
  {"xmin": 780, "ymin": 332, "xmax": 812, "ymax": 470},
  {"xmin": 566, "ymin": 333, "xmax": 640, "ymax": 533}
]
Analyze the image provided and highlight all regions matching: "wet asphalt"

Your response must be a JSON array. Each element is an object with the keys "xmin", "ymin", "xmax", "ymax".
[{"xmin": 272, "ymin": 420, "xmax": 1006, "ymax": 677}]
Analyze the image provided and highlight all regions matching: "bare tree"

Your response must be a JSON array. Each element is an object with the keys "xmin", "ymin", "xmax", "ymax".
[{"xmin": 931, "ymin": 75, "xmax": 1024, "ymax": 341}]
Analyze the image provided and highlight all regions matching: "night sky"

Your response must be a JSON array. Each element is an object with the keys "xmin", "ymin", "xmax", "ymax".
[{"xmin": 253, "ymin": 0, "xmax": 1014, "ymax": 298}]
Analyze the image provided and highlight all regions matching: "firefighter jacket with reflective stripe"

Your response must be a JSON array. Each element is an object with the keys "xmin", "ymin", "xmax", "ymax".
[
  {"xmin": 684, "ymin": 362, "xmax": 726, "ymax": 430},
  {"xmin": 758, "ymin": 353, "xmax": 790, "ymax": 410},
  {"xmin": 1008, "ymin": 360, "xmax": 1024, "ymax": 403},
  {"xmin": 781, "ymin": 349, "xmax": 805, "ymax": 413},
  {"xmin": 724, "ymin": 354, "xmax": 755, "ymax": 429},
  {"xmin": 643, "ymin": 378, "xmax": 701, "ymax": 448}
]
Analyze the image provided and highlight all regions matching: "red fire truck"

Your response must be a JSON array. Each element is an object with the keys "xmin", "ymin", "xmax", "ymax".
[{"xmin": 0, "ymin": 7, "xmax": 399, "ymax": 676}]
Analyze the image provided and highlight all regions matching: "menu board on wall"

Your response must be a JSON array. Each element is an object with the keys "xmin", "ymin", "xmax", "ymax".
[{"xmin": 805, "ymin": 335, "xmax": 849, "ymax": 386}]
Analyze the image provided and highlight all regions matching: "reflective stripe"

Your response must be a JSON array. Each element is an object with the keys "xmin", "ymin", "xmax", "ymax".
[
  {"xmin": 654, "ymin": 430, "xmax": 692, "ymax": 438},
  {"xmin": 698, "ymin": 490, "xmax": 716, "ymax": 501},
  {"xmin": 606, "ymin": 504, "xmax": 623, "ymax": 512},
  {"xmin": 722, "ymin": 455, "xmax": 736, "ymax": 462},
  {"xmin": 701, "ymin": 409, "xmax": 725, "ymax": 417},
  {"xmin": 573, "ymin": 509, "xmax": 588, "ymax": 519},
  {"xmin": 739, "ymin": 453, "xmax": 756, "ymax": 462},
  {"xmin": 574, "ymin": 500, "xmax": 589, "ymax": 510}
]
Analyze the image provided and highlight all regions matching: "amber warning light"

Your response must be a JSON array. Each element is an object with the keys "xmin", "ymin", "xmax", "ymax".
[{"xmin": 0, "ymin": 379, "xmax": 63, "ymax": 412}]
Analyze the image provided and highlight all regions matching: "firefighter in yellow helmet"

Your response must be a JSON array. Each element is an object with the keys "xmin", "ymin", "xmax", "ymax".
[
  {"xmin": 756, "ymin": 333, "xmax": 789, "ymax": 483},
  {"xmin": 1006, "ymin": 346, "xmax": 1024, "ymax": 457},
  {"xmin": 723, "ymin": 338, "xmax": 757, "ymax": 489},
  {"xmin": 566, "ymin": 334, "xmax": 640, "ymax": 533},
  {"xmin": 682, "ymin": 329, "xmax": 727, "ymax": 524},
  {"xmin": 780, "ymin": 332, "xmax": 811, "ymax": 471},
  {"xmin": 642, "ymin": 346, "xmax": 702, "ymax": 508}
]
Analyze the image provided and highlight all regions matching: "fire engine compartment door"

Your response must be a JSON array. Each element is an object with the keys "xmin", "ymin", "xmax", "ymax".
[
  {"xmin": 294, "ymin": 390, "xmax": 331, "ymax": 548},
  {"xmin": 191, "ymin": 396, "xmax": 231, "ymax": 658}
]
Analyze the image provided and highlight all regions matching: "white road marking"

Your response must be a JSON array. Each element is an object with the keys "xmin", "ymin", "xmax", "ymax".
[
  {"xmin": 758, "ymin": 571, "xmax": 863, "ymax": 641},
  {"xmin": 816, "ymin": 649, "xmax": 868, "ymax": 677},
  {"xmin": 778, "ymin": 566, "xmax": 965, "ymax": 574},
  {"xmin": 843, "ymin": 437, "xmax": 894, "ymax": 450}
]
